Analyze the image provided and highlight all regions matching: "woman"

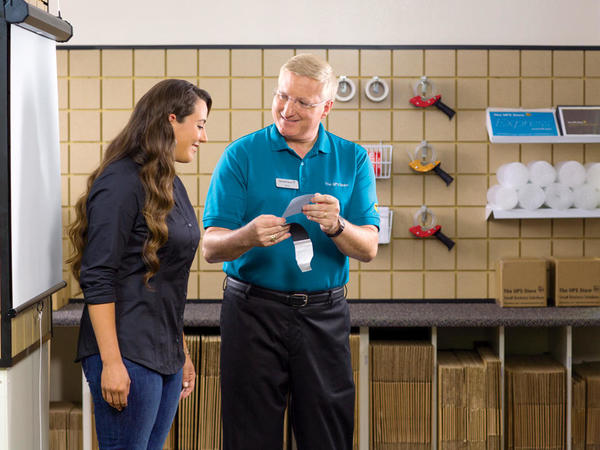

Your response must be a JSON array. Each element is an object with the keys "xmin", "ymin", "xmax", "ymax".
[{"xmin": 68, "ymin": 79, "xmax": 211, "ymax": 449}]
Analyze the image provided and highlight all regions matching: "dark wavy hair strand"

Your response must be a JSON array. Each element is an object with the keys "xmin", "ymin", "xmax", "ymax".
[{"xmin": 67, "ymin": 79, "xmax": 212, "ymax": 286}]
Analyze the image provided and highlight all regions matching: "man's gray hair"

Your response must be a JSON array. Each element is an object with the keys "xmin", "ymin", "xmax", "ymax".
[{"xmin": 279, "ymin": 53, "xmax": 338, "ymax": 102}]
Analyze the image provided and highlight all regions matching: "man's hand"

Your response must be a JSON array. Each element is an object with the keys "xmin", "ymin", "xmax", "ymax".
[
  {"xmin": 302, "ymin": 193, "xmax": 341, "ymax": 235},
  {"xmin": 245, "ymin": 215, "xmax": 291, "ymax": 247}
]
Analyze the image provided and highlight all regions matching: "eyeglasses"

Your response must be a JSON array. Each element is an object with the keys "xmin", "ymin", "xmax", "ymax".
[{"xmin": 273, "ymin": 90, "xmax": 329, "ymax": 110}]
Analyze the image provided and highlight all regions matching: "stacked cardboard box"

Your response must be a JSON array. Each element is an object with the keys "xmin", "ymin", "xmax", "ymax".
[
  {"xmin": 370, "ymin": 340, "xmax": 433, "ymax": 449},
  {"xmin": 505, "ymin": 355, "xmax": 566, "ymax": 450},
  {"xmin": 476, "ymin": 345, "xmax": 501, "ymax": 450},
  {"xmin": 572, "ymin": 361, "xmax": 600, "ymax": 449},
  {"xmin": 68, "ymin": 406, "xmax": 82, "ymax": 450},
  {"xmin": 179, "ymin": 334, "xmax": 201, "ymax": 449},
  {"xmin": 179, "ymin": 335, "xmax": 223, "ymax": 449},
  {"xmin": 571, "ymin": 373, "xmax": 586, "ymax": 450},
  {"xmin": 49, "ymin": 402, "xmax": 83, "ymax": 450},
  {"xmin": 49, "ymin": 402, "xmax": 71, "ymax": 450},
  {"xmin": 198, "ymin": 335, "xmax": 222, "ymax": 449},
  {"xmin": 456, "ymin": 351, "xmax": 486, "ymax": 449},
  {"xmin": 437, "ymin": 346, "xmax": 501, "ymax": 450},
  {"xmin": 437, "ymin": 351, "xmax": 466, "ymax": 449}
]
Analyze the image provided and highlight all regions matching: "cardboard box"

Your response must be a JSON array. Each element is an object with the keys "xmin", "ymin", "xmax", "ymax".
[
  {"xmin": 548, "ymin": 257, "xmax": 600, "ymax": 307},
  {"xmin": 50, "ymin": 402, "xmax": 72, "ymax": 450},
  {"xmin": 496, "ymin": 258, "xmax": 548, "ymax": 307},
  {"xmin": 68, "ymin": 406, "xmax": 83, "ymax": 450}
]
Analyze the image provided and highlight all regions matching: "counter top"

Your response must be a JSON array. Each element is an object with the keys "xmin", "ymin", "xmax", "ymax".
[{"xmin": 53, "ymin": 300, "xmax": 600, "ymax": 328}]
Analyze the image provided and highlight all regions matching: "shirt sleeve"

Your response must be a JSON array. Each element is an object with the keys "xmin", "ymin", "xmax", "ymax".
[
  {"xmin": 79, "ymin": 167, "xmax": 141, "ymax": 304},
  {"xmin": 345, "ymin": 144, "xmax": 380, "ymax": 229},
  {"xmin": 202, "ymin": 143, "xmax": 248, "ymax": 230}
]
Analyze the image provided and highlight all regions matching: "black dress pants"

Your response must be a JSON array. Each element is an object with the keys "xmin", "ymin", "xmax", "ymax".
[{"xmin": 220, "ymin": 283, "xmax": 354, "ymax": 450}]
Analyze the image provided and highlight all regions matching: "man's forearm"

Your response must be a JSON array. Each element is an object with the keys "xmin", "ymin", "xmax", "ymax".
[
  {"xmin": 202, "ymin": 226, "xmax": 253, "ymax": 263},
  {"xmin": 329, "ymin": 223, "xmax": 379, "ymax": 262}
]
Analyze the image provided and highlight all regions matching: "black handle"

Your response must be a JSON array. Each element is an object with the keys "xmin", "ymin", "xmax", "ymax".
[
  {"xmin": 434, "ymin": 229, "xmax": 455, "ymax": 251},
  {"xmin": 432, "ymin": 164, "xmax": 454, "ymax": 186},
  {"xmin": 434, "ymin": 98, "xmax": 456, "ymax": 120}
]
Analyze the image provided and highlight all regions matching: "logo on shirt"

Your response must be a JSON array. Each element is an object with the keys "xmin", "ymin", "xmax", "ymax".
[{"xmin": 324, "ymin": 181, "xmax": 349, "ymax": 188}]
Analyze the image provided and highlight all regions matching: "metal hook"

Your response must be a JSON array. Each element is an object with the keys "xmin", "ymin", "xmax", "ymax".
[
  {"xmin": 414, "ymin": 205, "xmax": 436, "ymax": 229},
  {"xmin": 415, "ymin": 140, "xmax": 436, "ymax": 164},
  {"xmin": 419, "ymin": 76, "xmax": 429, "ymax": 98}
]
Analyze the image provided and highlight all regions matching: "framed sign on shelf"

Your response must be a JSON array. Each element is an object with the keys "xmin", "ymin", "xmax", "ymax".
[
  {"xmin": 485, "ymin": 108, "xmax": 561, "ymax": 143},
  {"xmin": 557, "ymin": 105, "xmax": 600, "ymax": 136}
]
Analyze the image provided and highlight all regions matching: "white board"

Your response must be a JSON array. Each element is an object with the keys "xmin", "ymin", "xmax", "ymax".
[{"xmin": 10, "ymin": 24, "xmax": 62, "ymax": 310}]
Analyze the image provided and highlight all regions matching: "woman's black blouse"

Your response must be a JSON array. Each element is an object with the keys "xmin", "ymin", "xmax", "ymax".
[{"xmin": 76, "ymin": 157, "xmax": 200, "ymax": 375}]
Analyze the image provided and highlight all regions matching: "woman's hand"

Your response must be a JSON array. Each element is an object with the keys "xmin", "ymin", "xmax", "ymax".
[
  {"xmin": 101, "ymin": 360, "xmax": 131, "ymax": 411},
  {"xmin": 180, "ymin": 353, "xmax": 196, "ymax": 400}
]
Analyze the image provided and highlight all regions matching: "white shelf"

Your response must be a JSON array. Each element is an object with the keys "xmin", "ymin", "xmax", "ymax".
[
  {"xmin": 486, "ymin": 206, "xmax": 600, "ymax": 220},
  {"xmin": 489, "ymin": 135, "xmax": 600, "ymax": 144}
]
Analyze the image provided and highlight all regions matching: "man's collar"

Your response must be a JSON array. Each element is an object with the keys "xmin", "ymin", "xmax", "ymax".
[{"xmin": 269, "ymin": 123, "xmax": 331, "ymax": 156}]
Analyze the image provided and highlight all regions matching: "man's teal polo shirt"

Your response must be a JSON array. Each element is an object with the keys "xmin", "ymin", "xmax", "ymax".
[{"xmin": 203, "ymin": 123, "xmax": 379, "ymax": 292}]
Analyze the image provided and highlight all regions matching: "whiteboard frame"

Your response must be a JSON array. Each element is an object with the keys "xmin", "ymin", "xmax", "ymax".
[
  {"xmin": 9, "ymin": 24, "xmax": 63, "ymax": 313},
  {"xmin": 1, "ymin": 8, "xmax": 70, "ymax": 366}
]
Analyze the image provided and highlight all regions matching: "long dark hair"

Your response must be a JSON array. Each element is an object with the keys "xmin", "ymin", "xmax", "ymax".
[{"xmin": 68, "ymin": 79, "xmax": 212, "ymax": 285}]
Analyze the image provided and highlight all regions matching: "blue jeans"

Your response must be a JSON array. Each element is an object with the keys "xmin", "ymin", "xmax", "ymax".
[{"xmin": 82, "ymin": 354, "xmax": 182, "ymax": 450}]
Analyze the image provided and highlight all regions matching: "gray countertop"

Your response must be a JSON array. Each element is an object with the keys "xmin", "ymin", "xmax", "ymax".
[{"xmin": 52, "ymin": 301, "xmax": 600, "ymax": 328}]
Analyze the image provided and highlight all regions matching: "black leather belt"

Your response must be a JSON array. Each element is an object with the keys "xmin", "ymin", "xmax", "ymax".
[{"xmin": 225, "ymin": 276, "xmax": 344, "ymax": 308}]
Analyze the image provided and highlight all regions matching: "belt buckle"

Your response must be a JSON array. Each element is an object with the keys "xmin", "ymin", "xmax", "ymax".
[{"xmin": 290, "ymin": 293, "xmax": 308, "ymax": 307}]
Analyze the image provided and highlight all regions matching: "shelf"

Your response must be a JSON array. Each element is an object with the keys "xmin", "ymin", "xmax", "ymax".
[
  {"xmin": 489, "ymin": 135, "xmax": 600, "ymax": 144},
  {"xmin": 486, "ymin": 205, "xmax": 600, "ymax": 220},
  {"xmin": 53, "ymin": 300, "xmax": 600, "ymax": 328}
]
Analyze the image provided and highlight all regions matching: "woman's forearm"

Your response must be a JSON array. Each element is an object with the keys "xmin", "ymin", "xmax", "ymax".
[{"xmin": 88, "ymin": 303, "xmax": 122, "ymax": 364}]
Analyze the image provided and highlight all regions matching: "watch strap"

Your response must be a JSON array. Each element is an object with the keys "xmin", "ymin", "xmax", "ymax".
[{"xmin": 326, "ymin": 216, "xmax": 345, "ymax": 238}]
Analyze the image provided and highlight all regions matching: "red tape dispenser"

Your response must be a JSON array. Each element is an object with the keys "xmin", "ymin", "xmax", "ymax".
[
  {"xmin": 409, "ymin": 205, "xmax": 455, "ymax": 251},
  {"xmin": 409, "ymin": 76, "xmax": 455, "ymax": 120}
]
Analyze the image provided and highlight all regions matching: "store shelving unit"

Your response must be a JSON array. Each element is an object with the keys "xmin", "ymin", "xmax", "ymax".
[
  {"xmin": 52, "ymin": 301, "xmax": 600, "ymax": 450},
  {"xmin": 486, "ymin": 109, "xmax": 600, "ymax": 221}
]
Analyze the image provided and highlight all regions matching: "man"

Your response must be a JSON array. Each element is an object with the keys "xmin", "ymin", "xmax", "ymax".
[{"xmin": 202, "ymin": 53, "xmax": 379, "ymax": 450}]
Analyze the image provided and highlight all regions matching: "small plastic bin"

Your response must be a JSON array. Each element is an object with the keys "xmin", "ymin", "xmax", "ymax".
[{"xmin": 364, "ymin": 143, "xmax": 393, "ymax": 179}]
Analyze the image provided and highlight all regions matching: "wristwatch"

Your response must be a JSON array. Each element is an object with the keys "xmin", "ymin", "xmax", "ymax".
[{"xmin": 326, "ymin": 216, "xmax": 346, "ymax": 238}]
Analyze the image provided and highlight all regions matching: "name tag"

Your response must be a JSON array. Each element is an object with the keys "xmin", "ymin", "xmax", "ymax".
[{"xmin": 276, "ymin": 178, "xmax": 299, "ymax": 189}]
